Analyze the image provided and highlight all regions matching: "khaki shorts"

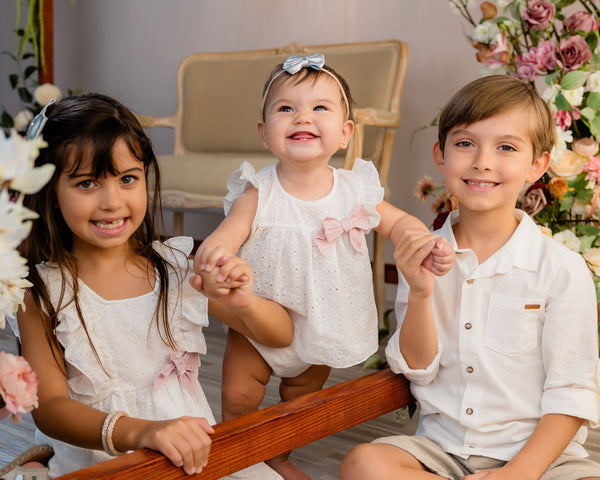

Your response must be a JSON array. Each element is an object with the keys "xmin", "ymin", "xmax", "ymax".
[{"xmin": 373, "ymin": 435, "xmax": 600, "ymax": 480}]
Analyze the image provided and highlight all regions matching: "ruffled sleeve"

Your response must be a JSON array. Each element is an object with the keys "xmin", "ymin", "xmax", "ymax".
[
  {"xmin": 223, "ymin": 162, "xmax": 260, "ymax": 215},
  {"xmin": 154, "ymin": 237, "xmax": 209, "ymax": 354},
  {"xmin": 352, "ymin": 158, "xmax": 384, "ymax": 229}
]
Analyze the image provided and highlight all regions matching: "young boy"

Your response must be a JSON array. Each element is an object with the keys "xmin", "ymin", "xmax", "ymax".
[{"xmin": 340, "ymin": 75, "xmax": 600, "ymax": 480}]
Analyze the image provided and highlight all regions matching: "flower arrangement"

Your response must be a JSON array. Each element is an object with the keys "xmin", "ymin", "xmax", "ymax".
[
  {"xmin": 419, "ymin": 1, "xmax": 600, "ymax": 306},
  {"xmin": 0, "ymin": 130, "xmax": 54, "ymax": 421}
]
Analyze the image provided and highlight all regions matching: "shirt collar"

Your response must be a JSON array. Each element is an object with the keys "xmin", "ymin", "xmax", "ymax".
[{"xmin": 438, "ymin": 209, "xmax": 544, "ymax": 274}]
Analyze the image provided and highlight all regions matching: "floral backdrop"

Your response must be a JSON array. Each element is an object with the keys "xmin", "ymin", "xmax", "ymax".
[
  {"xmin": 0, "ymin": 131, "xmax": 53, "ymax": 421},
  {"xmin": 418, "ymin": 1, "xmax": 600, "ymax": 323}
]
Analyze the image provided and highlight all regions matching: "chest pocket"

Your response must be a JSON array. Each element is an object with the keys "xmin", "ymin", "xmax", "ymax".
[{"xmin": 485, "ymin": 293, "xmax": 544, "ymax": 357}]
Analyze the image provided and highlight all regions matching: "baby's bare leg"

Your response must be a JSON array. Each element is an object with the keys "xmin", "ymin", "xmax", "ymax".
[
  {"xmin": 221, "ymin": 328, "xmax": 272, "ymax": 421},
  {"xmin": 266, "ymin": 365, "xmax": 332, "ymax": 480},
  {"xmin": 340, "ymin": 443, "xmax": 442, "ymax": 480}
]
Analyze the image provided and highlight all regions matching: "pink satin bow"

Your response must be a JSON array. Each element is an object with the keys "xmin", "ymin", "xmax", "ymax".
[
  {"xmin": 314, "ymin": 204, "xmax": 370, "ymax": 256},
  {"xmin": 154, "ymin": 352, "xmax": 200, "ymax": 401}
]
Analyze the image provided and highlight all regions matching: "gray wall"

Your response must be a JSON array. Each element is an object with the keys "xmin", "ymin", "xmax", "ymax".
[{"xmin": 1, "ymin": 0, "xmax": 480, "ymax": 299}]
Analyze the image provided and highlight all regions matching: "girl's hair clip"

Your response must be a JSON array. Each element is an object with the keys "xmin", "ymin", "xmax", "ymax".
[
  {"xmin": 282, "ymin": 54, "xmax": 325, "ymax": 74},
  {"xmin": 26, "ymin": 98, "xmax": 56, "ymax": 140}
]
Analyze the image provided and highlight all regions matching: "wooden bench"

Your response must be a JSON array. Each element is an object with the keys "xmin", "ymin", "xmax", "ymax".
[{"xmin": 56, "ymin": 368, "xmax": 413, "ymax": 480}]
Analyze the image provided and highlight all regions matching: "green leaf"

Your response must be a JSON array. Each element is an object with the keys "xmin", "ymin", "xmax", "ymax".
[
  {"xmin": 580, "ymin": 235, "xmax": 596, "ymax": 252},
  {"xmin": 555, "ymin": 0, "xmax": 579, "ymax": 8},
  {"xmin": 9, "ymin": 73, "xmax": 18, "ymax": 89},
  {"xmin": 0, "ymin": 108, "xmax": 14, "ymax": 129},
  {"xmin": 586, "ymin": 32, "xmax": 598, "ymax": 53},
  {"xmin": 17, "ymin": 86, "xmax": 32, "ymax": 104},
  {"xmin": 545, "ymin": 70, "xmax": 560, "ymax": 86},
  {"xmin": 592, "ymin": 115, "xmax": 600, "ymax": 138},
  {"xmin": 559, "ymin": 196, "xmax": 574, "ymax": 212},
  {"xmin": 23, "ymin": 65, "xmax": 38, "ymax": 80},
  {"xmin": 581, "ymin": 107, "xmax": 596, "ymax": 121},
  {"xmin": 561, "ymin": 70, "xmax": 589, "ymax": 90},
  {"xmin": 587, "ymin": 92, "xmax": 600, "ymax": 110},
  {"xmin": 577, "ymin": 225, "xmax": 600, "ymax": 236},
  {"xmin": 555, "ymin": 93, "xmax": 573, "ymax": 111}
]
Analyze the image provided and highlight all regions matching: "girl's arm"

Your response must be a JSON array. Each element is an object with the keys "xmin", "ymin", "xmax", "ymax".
[
  {"xmin": 18, "ymin": 293, "xmax": 214, "ymax": 476},
  {"xmin": 194, "ymin": 187, "xmax": 258, "ymax": 273},
  {"xmin": 375, "ymin": 201, "xmax": 454, "ymax": 276}
]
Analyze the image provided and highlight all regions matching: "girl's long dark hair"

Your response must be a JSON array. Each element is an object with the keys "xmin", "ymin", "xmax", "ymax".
[{"xmin": 19, "ymin": 93, "xmax": 180, "ymax": 371}]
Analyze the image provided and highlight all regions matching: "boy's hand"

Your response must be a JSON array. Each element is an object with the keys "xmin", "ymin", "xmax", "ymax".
[
  {"xmin": 422, "ymin": 235, "xmax": 454, "ymax": 276},
  {"xmin": 393, "ymin": 230, "xmax": 437, "ymax": 299}
]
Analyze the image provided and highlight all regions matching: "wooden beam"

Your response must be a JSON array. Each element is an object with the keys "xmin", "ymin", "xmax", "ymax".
[{"xmin": 56, "ymin": 369, "xmax": 413, "ymax": 480}]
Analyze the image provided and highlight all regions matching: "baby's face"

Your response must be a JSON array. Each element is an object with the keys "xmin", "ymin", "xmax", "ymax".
[
  {"xmin": 258, "ymin": 75, "xmax": 353, "ymax": 166},
  {"xmin": 433, "ymin": 107, "xmax": 549, "ymax": 218}
]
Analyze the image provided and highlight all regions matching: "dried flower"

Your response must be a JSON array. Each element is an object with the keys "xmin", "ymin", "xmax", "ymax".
[
  {"xmin": 480, "ymin": 1, "xmax": 497, "ymax": 19},
  {"xmin": 548, "ymin": 177, "xmax": 569, "ymax": 198},
  {"xmin": 522, "ymin": 186, "xmax": 548, "ymax": 216},
  {"xmin": 0, "ymin": 352, "xmax": 38, "ymax": 423},
  {"xmin": 414, "ymin": 175, "xmax": 438, "ymax": 201},
  {"xmin": 33, "ymin": 83, "xmax": 62, "ymax": 107}
]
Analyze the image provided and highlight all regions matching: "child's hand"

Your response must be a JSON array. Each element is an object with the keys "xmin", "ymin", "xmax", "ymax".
[
  {"xmin": 134, "ymin": 416, "xmax": 214, "ymax": 475},
  {"xmin": 194, "ymin": 243, "xmax": 231, "ymax": 274},
  {"xmin": 393, "ymin": 230, "xmax": 438, "ymax": 299},
  {"xmin": 422, "ymin": 235, "xmax": 454, "ymax": 276},
  {"xmin": 190, "ymin": 256, "xmax": 254, "ymax": 308}
]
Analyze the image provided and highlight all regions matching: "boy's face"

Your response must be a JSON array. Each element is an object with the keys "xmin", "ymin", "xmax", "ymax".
[{"xmin": 433, "ymin": 107, "xmax": 550, "ymax": 219}]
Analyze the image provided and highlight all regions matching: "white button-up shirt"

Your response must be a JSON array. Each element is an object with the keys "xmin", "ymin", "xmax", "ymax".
[{"xmin": 387, "ymin": 210, "xmax": 600, "ymax": 461}]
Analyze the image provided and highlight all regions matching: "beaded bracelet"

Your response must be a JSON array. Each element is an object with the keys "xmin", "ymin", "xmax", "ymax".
[{"xmin": 101, "ymin": 411, "xmax": 128, "ymax": 456}]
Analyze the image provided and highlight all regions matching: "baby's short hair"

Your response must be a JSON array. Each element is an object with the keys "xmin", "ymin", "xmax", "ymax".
[{"xmin": 438, "ymin": 75, "xmax": 556, "ymax": 159}]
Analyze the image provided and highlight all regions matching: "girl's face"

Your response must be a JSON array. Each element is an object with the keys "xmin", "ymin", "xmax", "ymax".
[
  {"xmin": 55, "ymin": 138, "xmax": 148, "ymax": 257},
  {"xmin": 258, "ymin": 75, "xmax": 354, "ymax": 168}
]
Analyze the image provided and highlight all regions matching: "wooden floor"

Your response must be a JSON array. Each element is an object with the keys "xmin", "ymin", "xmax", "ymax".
[{"xmin": 1, "ymin": 321, "xmax": 599, "ymax": 479}]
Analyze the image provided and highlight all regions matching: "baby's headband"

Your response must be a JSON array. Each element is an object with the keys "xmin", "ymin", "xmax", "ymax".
[{"xmin": 260, "ymin": 53, "xmax": 350, "ymax": 118}]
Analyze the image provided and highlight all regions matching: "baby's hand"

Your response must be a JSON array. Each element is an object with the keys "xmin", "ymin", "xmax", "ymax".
[
  {"xmin": 194, "ymin": 243, "xmax": 231, "ymax": 275},
  {"xmin": 422, "ymin": 235, "xmax": 454, "ymax": 276},
  {"xmin": 135, "ymin": 416, "xmax": 214, "ymax": 475},
  {"xmin": 190, "ymin": 256, "xmax": 253, "ymax": 308}
]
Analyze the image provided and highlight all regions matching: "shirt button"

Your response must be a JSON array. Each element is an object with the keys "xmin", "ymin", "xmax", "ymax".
[
  {"xmin": 466, "ymin": 279, "xmax": 475, "ymax": 284},
  {"xmin": 466, "ymin": 366, "xmax": 474, "ymax": 373},
  {"xmin": 464, "ymin": 323, "xmax": 472, "ymax": 330},
  {"xmin": 466, "ymin": 408, "xmax": 473, "ymax": 415}
]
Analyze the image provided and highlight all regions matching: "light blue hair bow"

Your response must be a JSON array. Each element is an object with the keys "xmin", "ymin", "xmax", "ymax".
[{"xmin": 282, "ymin": 54, "xmax": 325, "ymax": 74}]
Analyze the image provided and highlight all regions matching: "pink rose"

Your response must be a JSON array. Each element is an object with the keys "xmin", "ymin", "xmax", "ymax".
[
  {"xmin": 522, "ymin": 0, "xmax": 556, "ymax": 31},
  {"xmin": 564, "ymin": 11, "xmax": 599, "ymax": 33},
  {"xmin": 560, "ymin": 35, "xmax": 593, "ymax": 71},
  {"xmin": 0, "ymin": 352, "xmax": 38, "ymax": 423}
]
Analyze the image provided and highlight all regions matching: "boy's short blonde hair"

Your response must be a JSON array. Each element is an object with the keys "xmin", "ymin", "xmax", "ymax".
[{"xmin": 438, "ymin": 75, "xmax": 556, "ymax": 160}]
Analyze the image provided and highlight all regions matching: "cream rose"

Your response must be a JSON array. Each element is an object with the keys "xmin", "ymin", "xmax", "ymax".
[
  {"xmin": 583, "ymin": 247, "xmax": 600, "ymax": 276},
  {"xmin": 572, "ymin": 137, "xmax": 599, "ymax": 158},
  {"xmin": 549, "ymin": 149, "xmax": 586, "ymax": 179},
  {"xmin": 553, "ymin": 229, "xmax": 581, "ymax": 252},
  {"xmin": 34, "ymin": 83, "xmax": 62, "ymax": 106},
  {"xmin": 13, "ymin": 110, "xmax": 33, "ymax": 132}
]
